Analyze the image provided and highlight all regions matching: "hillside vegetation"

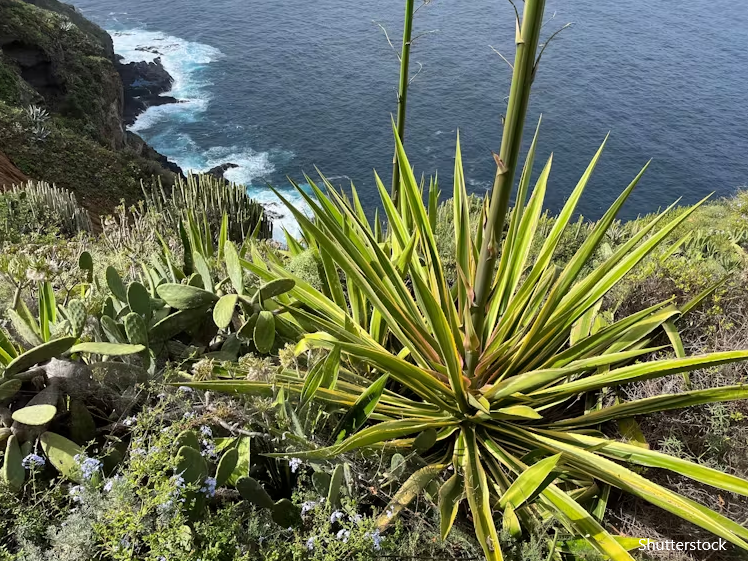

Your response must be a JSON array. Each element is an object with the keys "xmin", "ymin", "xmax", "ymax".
[{"xmin": 0, "ymin": 0, "xmax": 178, "ymax": 214}]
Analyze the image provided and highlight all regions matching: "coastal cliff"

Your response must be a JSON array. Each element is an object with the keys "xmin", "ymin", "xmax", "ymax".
[{"xmin": 0, "ymin": 0, "xmax": 181, "ymax": 214}]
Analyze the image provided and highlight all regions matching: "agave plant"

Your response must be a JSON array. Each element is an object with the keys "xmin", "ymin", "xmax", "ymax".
[{"xmin": 185, "ymin": 1, "xmax": 748, "ymax": 560}]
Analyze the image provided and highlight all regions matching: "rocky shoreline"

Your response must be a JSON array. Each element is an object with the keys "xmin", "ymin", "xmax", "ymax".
[
  {"xmin": 116, "ymin": 55, "xmax": 178, "ymax": 127},
  {"xmin": 115, "ymin": 51, "xmax": 239, "ymax": 181}
]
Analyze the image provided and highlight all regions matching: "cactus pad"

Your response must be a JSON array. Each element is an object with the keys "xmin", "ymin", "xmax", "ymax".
[
  {"xmin": 258, "ymin": 279, "xmax": 295, "ymax": 300},
  {"xmin": 5, "ymin": 336, "xmax": 76, "ymax": 377},
  {"xmin": 235, "ymin": 476, "xmax": 274, "ymax": 509},
  {"xmin": 215, "ymin": 448, "xmax": 239, "ymax": 487},
  {"xmin": 100, "ymin": 316, "xmax": 127, "ymax": 344},
  {"xmin": 0, "ymin": 379, "xmax": 21, "ymax": 400},
  {"xmin": 123, "ymin": 312, "xmax": 149, "ymax": 347},
  {"xmin": 253, "ymin": 311, "xmax": 275, "ymax": 353},
  {"xmin": 176, "ymin": 445, "xmax": 208, "ymax": 484},
  {"xmin": 212, "ymin": 294, "xmax": 238, "ymax": 330},
  {"xmin": 106, "ymin": 266, "xmax": 127, "ymax": 302},
  {"xmin": 78, "ymin": 251, "xmax": 94, "ymax": 283},
  {"xmin": 157, "ymin": 284, "xmax": 219, "ymax": 310},
  {"xmin": 40, "ymin": 431, "xmax": 84, "ymax": 483},
  {"xmin": 11, "ymin": 404, "xmax": 57, "ymax": 426},
  {"xmin": 66, "ymin": 300, "xmax": 87, "ymax": 338},
  {"xmin": 327, "ymin": 464, "xmax": 344, "ymax": 508},
  {"xmin": 127, "ymin": 282, "xmax": 152, "ymax": 322},
  {"xmin": 272, "ymin": 498, "xmax": 302, "ymax": 528},
  {"xmin": 224, "ymin": 242, "xmax": 244, "ymax": 295},
  {"xmin": 175, "ymin": 430, "xmax": 200, "ymax": 451},
  {"xmin": 2, "ymin": 435, "xmax": 25, "ymax": 492}
]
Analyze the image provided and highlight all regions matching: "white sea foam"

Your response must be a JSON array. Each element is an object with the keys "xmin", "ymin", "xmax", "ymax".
[{"xmin": 109, "ymin": 28, "xmax": 305, "ymax": 241}]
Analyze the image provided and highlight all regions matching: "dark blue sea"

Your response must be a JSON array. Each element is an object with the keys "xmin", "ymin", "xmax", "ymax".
[{"xmin": 71, "ymin": 0, "xmax": 748, "ymax": 236}]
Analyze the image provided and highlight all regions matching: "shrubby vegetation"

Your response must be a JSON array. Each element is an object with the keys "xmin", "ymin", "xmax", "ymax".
[
  {"xmin": 1, "ymin": 1, "xmax": 747, "ymax": 560},
  {"xmin": 0, "ymin": 169, "xmax": 747, "ymax": 560}
]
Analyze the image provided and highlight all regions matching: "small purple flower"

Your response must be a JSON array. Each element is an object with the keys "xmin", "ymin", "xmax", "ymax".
[
  {"xmin": 122, "ymin": 416, "xmax": 137, "ymax": 427},
  {"xmin": 69, "ymin": 485, "xmax": 84, "ymax": 503},
  {"xmin": 130, "ymin": 447, "xmax": 146, "ymax": 457},
  {"xmin": 336, "ymin": 529, "xmax": 350, "ymax": 543},
  {"xmin": 22, "ymin": 453, "xmax": 45, "ymax": 469},
  {"xmin": 289, "ymin": 457, "xmax": 302, "ymax": 473},
  {"xmin": 301, "ymin": 500, "xmax": 318, "ymax": 515},
  {"xmin": 200, "ymin": 477, "xmax": 217, "ymax": 497},
  {"xmin": 306, "ymin": 537, "xmax": 316, "ymax": 551},
  {"xmin": 74, "ymin": 455, "xmax": 101, "ymax": 480},
  {"xmin": 199, "ymin": 425, "xmax": 212, "ymax": 437},
  {"xmin": 330, "ymin": 510, "xmax": 345, "ymax": 524},
  {"xmin": 366, "ymin": 529, "xmax": 383, "ymax": 551},
  {"xmin": 177, "ymin": 386, "xmax": 193, "ymax": 393}
]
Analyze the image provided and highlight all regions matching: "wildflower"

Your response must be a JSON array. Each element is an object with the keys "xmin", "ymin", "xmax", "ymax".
[
  {"xmin": 306, "ymin": 537, "xmax": 316, "ymax": 551},
  {"xmin": 385, "ymin": 506, "xmax": 395, "ymax": 518},
  {"xmin": 330, "ymin": 510, "xmax": 345, "ymax": 524},
  {"xmin": 352, "ymin": 513, "xmax": 363, "ymax": 525},
  {"xmin": 200, "ymin": 477, "xmax": 217, "ymax": 497},
  {"xmin": 130, "ymin": 447, "xmax": 146, "ymax": 457},
  {"xmin": 69, "ymin": 485, "xmax": 84, "ymax": 503},
  {"xmin": 199, "ymin": 425, "xmax": 212, "ymax": 437},
  {"xmin": 201, "ymin": 439, "xmax": 217, "ymax": 458},
  {"xmin": 21, "ymin": 453, "xmax": 45, "ymax": 469},
  {"xmin": 336, "ymin": 529, "xmax": 350, "ymax": 543},
  {"xmin": 103, "ymin": 475, "xmax": 121, "ymax": 492},
  {"xmin": 301, "ymin": 500, "xmax": 318, "ymax": 515},
  {"xmin": 182, "ymin": 411, "xmax": 195, "ymax": 419},
  {"xmin": 289, "ymin": 457, "xmax": 302, "ymax": 473},
  {"xmin": 177, "ymin": 386, "xmax": 193, "ymax": 393},
  {"xmin": 122, "ymin": 416, "xmax": 137, "ymax": 427},
  {"xmin": 74, "ymin": 455, "xmax": 102, "ymax": 480},
  {"xmin": 171, "ymin": 474, "xmax": 186, "ymax": 489},
  {"xmin": 366, "ymin": 529, "xmax": 383, "ymax": 551}
]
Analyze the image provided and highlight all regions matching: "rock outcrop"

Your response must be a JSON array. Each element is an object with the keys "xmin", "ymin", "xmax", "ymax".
[{"xmin": 117, "ymin": 56, "xmax": 179, "ymax": 126}]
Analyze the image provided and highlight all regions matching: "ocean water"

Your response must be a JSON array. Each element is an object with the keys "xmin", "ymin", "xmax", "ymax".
[{"xmin": 71, "ymin": 0, "xmax": 748, "ymax": 233}]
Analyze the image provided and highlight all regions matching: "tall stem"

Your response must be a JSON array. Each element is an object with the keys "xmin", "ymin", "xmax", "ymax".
[
  {"xmin": 390, "ymin": 0, "xmax": 415, "ymax": 208},
  {"xmin": 467, "ymin": 0, "xmax": 546, "ymax": 374}
]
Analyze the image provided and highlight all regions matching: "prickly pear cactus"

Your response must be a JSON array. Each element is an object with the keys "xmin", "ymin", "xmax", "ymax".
[
  {"xmin": 4, "ymin": 337, "xmax": 76, "ymax": 377},
  {"xmin": 176, "ymin": 445, "xmax": 208, "ymax": 483},
  {"xmin": 127, "ymin": 282, "xmax": 152, "ymax": 322},
  {"xmin": 175, "ymin": 430, "xmax": 200, "ymax": 452},
  {"xmin": 157, "ymin": 284, "xmax": 218, "ymax": 310},
  {"xmin": 253, "ymin": 311, "xmax": 275, "ymax": 354},
  {"xmin": 40, "ymin": 431, "xmax": 83, "ymax": 483},
  {"xmin": 328, "ymin": 463, "xmax": 344, "ymax": 508},
  {"xmin": 2, "ymin": 435, "xmax": 25, "ymax": 492},
  {"xmin": 78, "ymin": 251, "xmax": 94, "ymax": 283},
  {"xmin": 272, "ymin": 498, "xmax": 302, "ymax": 528},
  {"xmin": 66, "ymin": 299, "xmax": 87, "ymax": 339},
  {"xmin": 235, "ymin": 476, "xmax": 274, "ymax": 509},
  {"xmin": 106, "ymin": 266, "xmax": 127, "ymax": 302},
  {"xmin": 123, "ymin": 313, "xmax": 148, "ymax": 347},
  {"xmin": 215, "ymin": 448, "xmax": 238, "ymax": 487}
]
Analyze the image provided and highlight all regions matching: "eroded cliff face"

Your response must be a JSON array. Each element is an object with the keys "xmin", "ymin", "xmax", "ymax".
[
  {"xmin": 0, "ymin": 0, "xmax": 125, "ymax": 149},
  {"xmin": 0, "ymin": 0, "xmax": 182, "ymax": 213}
]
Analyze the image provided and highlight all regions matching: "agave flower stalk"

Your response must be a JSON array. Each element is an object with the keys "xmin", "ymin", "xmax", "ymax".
[
  {"xmin": 390, "ymin": 0, "xmax": 415, "ymax": 208},
  {"xmin": 469, "ymin": 0, "xmax": 546, "ymax": 375}
]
